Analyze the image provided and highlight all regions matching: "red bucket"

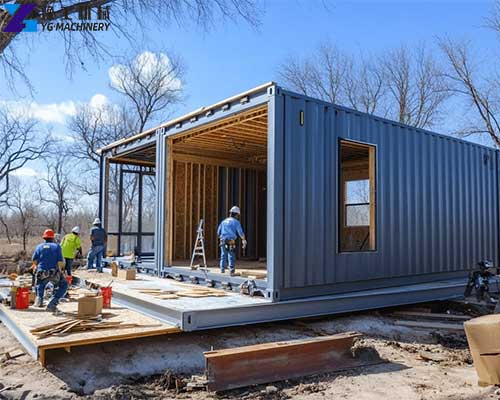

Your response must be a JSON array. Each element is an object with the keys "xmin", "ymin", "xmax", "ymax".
[
  {"xmin": 101, "ymin": 287, "xmax": 112, "ymax": 308},
  {"xmin": 66, "ymin": 275, "xmax": 73, "ymax": 286},
  {"xmin": 15, "ymin": 287, "xmax": 30, "ymax": 310}
]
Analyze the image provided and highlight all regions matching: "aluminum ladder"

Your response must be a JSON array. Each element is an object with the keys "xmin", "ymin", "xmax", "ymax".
[{"xmin": 190, "ymin": 219, "xmax": 207, "ymax": 271}]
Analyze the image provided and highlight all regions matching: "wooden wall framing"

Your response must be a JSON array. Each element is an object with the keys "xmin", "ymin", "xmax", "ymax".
[{"xmin": 172, "ymin": 159, "xmax": 267, "ymax": 261}]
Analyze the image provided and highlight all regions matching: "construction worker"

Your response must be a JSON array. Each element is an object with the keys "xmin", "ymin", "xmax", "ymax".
[
  {"xmin": 61, "ymin": 226, "xmax": 82, "ymax": 276},
  {"xmin": 217, "ymin": 206, "xmax": 247, "ymax": 275},
  {"xmin": 32, "ymin": 229, "xmax": 68, "ymax": 314},
  {"xmin": 87, "ymin": 218, "xmax": 107, "ymax": 273}
]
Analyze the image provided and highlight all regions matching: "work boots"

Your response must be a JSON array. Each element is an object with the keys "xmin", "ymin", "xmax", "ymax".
[
  {"xmin": 34, "ymin": 297, "xmax": 44, "ymax": 308},
  {"xmin": 46, "ymin": 304, "xmax": 64, "ymax": 316}
]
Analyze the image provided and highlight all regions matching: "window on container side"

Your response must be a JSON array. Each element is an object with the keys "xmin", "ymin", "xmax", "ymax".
[{"xmin": 339, "ymin": 140, "xmax": 376, "ymax": 252}]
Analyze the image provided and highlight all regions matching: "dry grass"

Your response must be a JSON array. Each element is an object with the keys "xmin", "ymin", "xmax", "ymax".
[{"xmin": 0, "ymin": 237, "xmax": 39, "ymax": 260}]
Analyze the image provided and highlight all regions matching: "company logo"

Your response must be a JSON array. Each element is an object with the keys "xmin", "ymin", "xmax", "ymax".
[{"xmin": 2, "ymin": 4, "xmax": 37, "ymax": 33}]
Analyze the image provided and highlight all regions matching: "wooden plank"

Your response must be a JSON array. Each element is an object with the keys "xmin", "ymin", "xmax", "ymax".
[
  {"xmin": 390, "ymin": 311, "xmax": 471, "ymax": 321},
  {"xmin": 204, "ymin": 332, "xmax": 362, "ymax": 392},
  {"xmin": 394, "ymin": 320, "xmax": 464, "ymax": 331}
]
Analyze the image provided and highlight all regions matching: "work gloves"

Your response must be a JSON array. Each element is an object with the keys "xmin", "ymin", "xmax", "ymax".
[{"xmin": 242, "ymin": 239, "xmax": 247, "ymax": 249}]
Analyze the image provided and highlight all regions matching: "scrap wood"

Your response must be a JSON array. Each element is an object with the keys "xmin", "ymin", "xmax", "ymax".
[
  {"xmin": 394, "ymin": 320, "xmax": 464, "ymax": 331},
  {"xmin": 418, "ymin": 351, "xmax": 448, "ymax": 362},
  {"xmin": 1, "ymin": 348, "xmax": 25, "ymax": 363},
  {"xmin": 390, "ymin": 311, "xmax": 471, "ymax": 321},
  {"xmin": 30, "ymin": 317, "xmax": 161, "ymax": 338}
]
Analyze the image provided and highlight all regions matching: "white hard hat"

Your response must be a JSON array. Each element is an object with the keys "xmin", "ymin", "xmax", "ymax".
[
  {"xmin": 72, "ymin": 226, "xmax": 80, "ymax": 234},
  {"xmin": 93, "ymin": 218, "xmax": 101, "ymax": 225},
  {"xmin": 229, "ymin": 206, "xmax": 240, "ymax": 214}
]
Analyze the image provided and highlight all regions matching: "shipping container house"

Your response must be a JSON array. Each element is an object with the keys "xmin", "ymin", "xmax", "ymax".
[{"xmin": 99, "ymin": 82, "xmax": 499, "ymax": 307}]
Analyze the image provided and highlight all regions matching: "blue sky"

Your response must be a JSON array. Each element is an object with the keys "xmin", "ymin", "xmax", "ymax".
[{"xmin": 1, "ymin": 0, "xmax": 499, "ymax": 178}]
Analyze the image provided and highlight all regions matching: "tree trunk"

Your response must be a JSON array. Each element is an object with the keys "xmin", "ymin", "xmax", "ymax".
[
  {"xmin": 58, "ymin": 204, "xmax": 63, "ymax": 234},
  {"xmin": 0, "ymin": 215, "xmax": 11, "ymax": 244}
]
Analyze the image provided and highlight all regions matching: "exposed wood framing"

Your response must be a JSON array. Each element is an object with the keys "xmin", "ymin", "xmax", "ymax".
[{"xmin": 165, "ymin": 138, "xmax": 174, "ymax": 266}]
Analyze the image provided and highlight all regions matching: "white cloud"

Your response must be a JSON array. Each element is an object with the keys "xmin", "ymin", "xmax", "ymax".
[
  {"xmin": 11, "ymin": 167, "xmax": 41, "ymax": 177},
  {"xmin": 1, "ymin": 100, "xmax": 76, "ymax": 124},
  {"xmin": 109, "ymin": 51, "xmax": 182, "ymax": 92},
  {"xmin": 89, "ymin": 93, "xmax": 108, "ymax": 109}
]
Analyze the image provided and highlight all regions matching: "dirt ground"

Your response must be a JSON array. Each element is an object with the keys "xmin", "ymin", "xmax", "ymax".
[
  {"xmin": 0, "ymin": 248, "xmax": 498, "ymax": 400},
  {"xmin": 0, "ymin": 306, "xmax": 497, "ymax": 400}
]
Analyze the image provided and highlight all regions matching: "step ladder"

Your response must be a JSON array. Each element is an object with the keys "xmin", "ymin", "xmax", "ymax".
[{"xmin": 190, "ymin": 219, "xmax": 207, "ymax": 271}]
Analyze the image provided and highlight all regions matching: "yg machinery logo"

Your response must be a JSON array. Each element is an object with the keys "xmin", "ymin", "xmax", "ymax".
[{"xmin": 2, "ymin": 4, "xmax": 37, "ymax": 33}]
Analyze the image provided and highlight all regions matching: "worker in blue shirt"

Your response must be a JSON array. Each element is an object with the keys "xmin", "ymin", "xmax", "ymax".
[
  {"xmin": 32, "ymin": 229, "xmax": 68, "ymax": 314},
  {"xmin": 217, "ymin": 206, "xmax": 247, "ymax": 275}
]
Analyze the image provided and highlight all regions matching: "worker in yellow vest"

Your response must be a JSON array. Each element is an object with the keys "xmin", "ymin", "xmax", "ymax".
[{"xmin": 61, "ymin": 226, "xmax": 82, "ymax": 276}]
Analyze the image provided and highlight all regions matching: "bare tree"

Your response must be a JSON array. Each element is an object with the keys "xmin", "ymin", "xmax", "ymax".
[
  {"xmin": 344, "ymin": 57, "xmax": 386, "ymax": 115},
  {"xmin": 0, "ymin": 206, "xmax": 12, "ymax": 243},
  {"xmin": 0, "ymin": 0, "xmax": 262, "ymax": 87},
  {"xmin": 39, "ymin": 154, "xmax": 74, "ymax": 234},
  {"xmin": 69, "ymin": 103, "xmax": 132, "ymax": 165},
  {"xmin": 277, "ymin": 43, "xmax": 450, "ymax": 130},
  {"xmin": 383, "ymin": 45, "xmax": 449, "ymax": 129},
  {"xmin": 6, "ymin": 178, "xmax": 37, "ymax": 252},
  {"xmin": 440, "ymin": 39, "xmax": 500, "ymax": 147},
  {"xmin": 0, "ymin": 107, "xmax": 50, "ymax": 202},
  {"xmin": 278, "ymin": 44, "xmax": 348, "ymax": 104},
  {"xmin": 109, "ymin": 51, "xmax": 185, "ymax": 132},
  {"xmin": 278, "ymin": 44, "xmax": 387, "ymax": 116}
]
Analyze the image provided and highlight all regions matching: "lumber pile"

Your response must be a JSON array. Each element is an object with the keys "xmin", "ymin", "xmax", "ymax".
[
  {"xmin": 133, "ymin": 286, "xmax": 228, "ymax": 300},
  {"xmin": 30, "ymin": 316, "xmax": 160, "ymax": 338},
  {"xmin": 236, "ymin": 270, "xmax": 267, "ymax": 280}
]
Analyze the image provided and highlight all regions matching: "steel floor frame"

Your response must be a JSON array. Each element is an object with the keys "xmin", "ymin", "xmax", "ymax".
[{"xmin": 86, "ymin": 272, "xmax": 481, "ymax": 332}]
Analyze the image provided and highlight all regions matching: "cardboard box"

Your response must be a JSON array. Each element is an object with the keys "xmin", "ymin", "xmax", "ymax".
[
  {"xmin": 117, "ymin": 268, "xmax": 136, "ymax": 280},
  {"xmin": 111, "ymin": 262, "xmax": 118, "ymax": 277},
  {"xmin": 464, "ymin": 314, "xmax": 500, "ymax": 386},
  {"xmin": 78, "ymin": 295, "xmax": 103, "ymax": 317}
]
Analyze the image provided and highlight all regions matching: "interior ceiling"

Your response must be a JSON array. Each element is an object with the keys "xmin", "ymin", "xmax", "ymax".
[
  {"xmin": 340, "ymin": 141, "xmax": 369, "ymax": 163},
  {"xmin": 109, "ymin": 105, "xmax": 268, "ymax": 167},
  {"xmin": 172, "ymin": 105, "xmax": 268, "ymax": 165}
]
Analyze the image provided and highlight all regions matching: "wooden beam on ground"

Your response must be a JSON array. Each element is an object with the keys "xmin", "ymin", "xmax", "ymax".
[
  {"xmin": 394, "ymin": 320, "xmax": 465, "ymax": 331},
  {"xmin": 390, "ymin": 311, "xmax": 471, "ymax": 321},
  {"xmin": 204, "ymin": 332, "xmax": 362, "ymax": 392}
]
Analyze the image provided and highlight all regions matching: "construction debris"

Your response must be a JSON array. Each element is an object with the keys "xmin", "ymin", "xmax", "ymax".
[
  {"xmin": 29, "ymin": 315, "xmax": 161, "ymax": 339},
  {"xmin": 133, "ymin": 285, "xmax": 228, "ymax": 299}
]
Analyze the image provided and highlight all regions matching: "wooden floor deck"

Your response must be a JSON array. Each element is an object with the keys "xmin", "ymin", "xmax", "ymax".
[{"xmin": 0, "ymin": 296, "xmax": 180, "ymax": 366}]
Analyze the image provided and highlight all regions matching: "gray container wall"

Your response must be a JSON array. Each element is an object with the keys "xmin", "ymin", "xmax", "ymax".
[{"xmin": 273, "ymin": 90, "xmax": 499, "ymax": 300}]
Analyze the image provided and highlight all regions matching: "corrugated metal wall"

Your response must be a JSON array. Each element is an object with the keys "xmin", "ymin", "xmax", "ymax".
[{"xmin": 276, "ymin": 91, "xmax": 499, "ymax": 298}]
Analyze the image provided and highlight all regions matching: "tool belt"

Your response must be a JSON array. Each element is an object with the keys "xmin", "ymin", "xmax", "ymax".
[
  {"xmin": 36, "ymin": 268, "xmax": 61, "ymax": 282},
  {"xmin": 220, "ymin": 239, "xmax": 236, "ymax": 250}
]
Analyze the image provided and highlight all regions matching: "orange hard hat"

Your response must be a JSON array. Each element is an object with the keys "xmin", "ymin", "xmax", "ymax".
[{"xmin": 42, "ymin": 229, "xmax": 55, "ymax": 239}]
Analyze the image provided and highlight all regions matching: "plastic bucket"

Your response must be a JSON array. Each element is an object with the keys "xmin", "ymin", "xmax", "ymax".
[
  {"xmin": 15, "ymin": 287, "xmax": 30, "ymax": 309},
  {"xmin": 101, "ymin": 287, "xmax": 112, "ymax": 308},
  {"xmin": 66, "ymin": 275, "xmax": 73, "ymax": 286}
]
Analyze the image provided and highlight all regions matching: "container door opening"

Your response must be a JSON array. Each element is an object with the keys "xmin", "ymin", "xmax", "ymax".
[{"xmin": 169, "ymin": 105, "xmax": 268, "ymax": 279}]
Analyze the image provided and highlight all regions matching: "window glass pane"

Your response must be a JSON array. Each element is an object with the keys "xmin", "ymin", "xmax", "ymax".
[
  {"xmin": 142, "ymin": 174, "xmax": 156, "ymax": 233},
  {"xmin": 120, "ymin": 235, "xmax": 137, "ymax": 255},
  {"xmin": 141, "ymin": 236, "xmax": 155, "ymax": 253},
  {"xmin": 122, "ymin": 172, "xmax": 140, "ymax": 232},
  {"xmin": 346, "ymin": 204, "xmax": 370, "ymax": 226},
  {"xmin": 107, "ymin": 164, "xmax": 120, "ymax": 232},
  {"xmin": 346, "ymin": 180, "xmax": 369, "ymax": 204}
]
